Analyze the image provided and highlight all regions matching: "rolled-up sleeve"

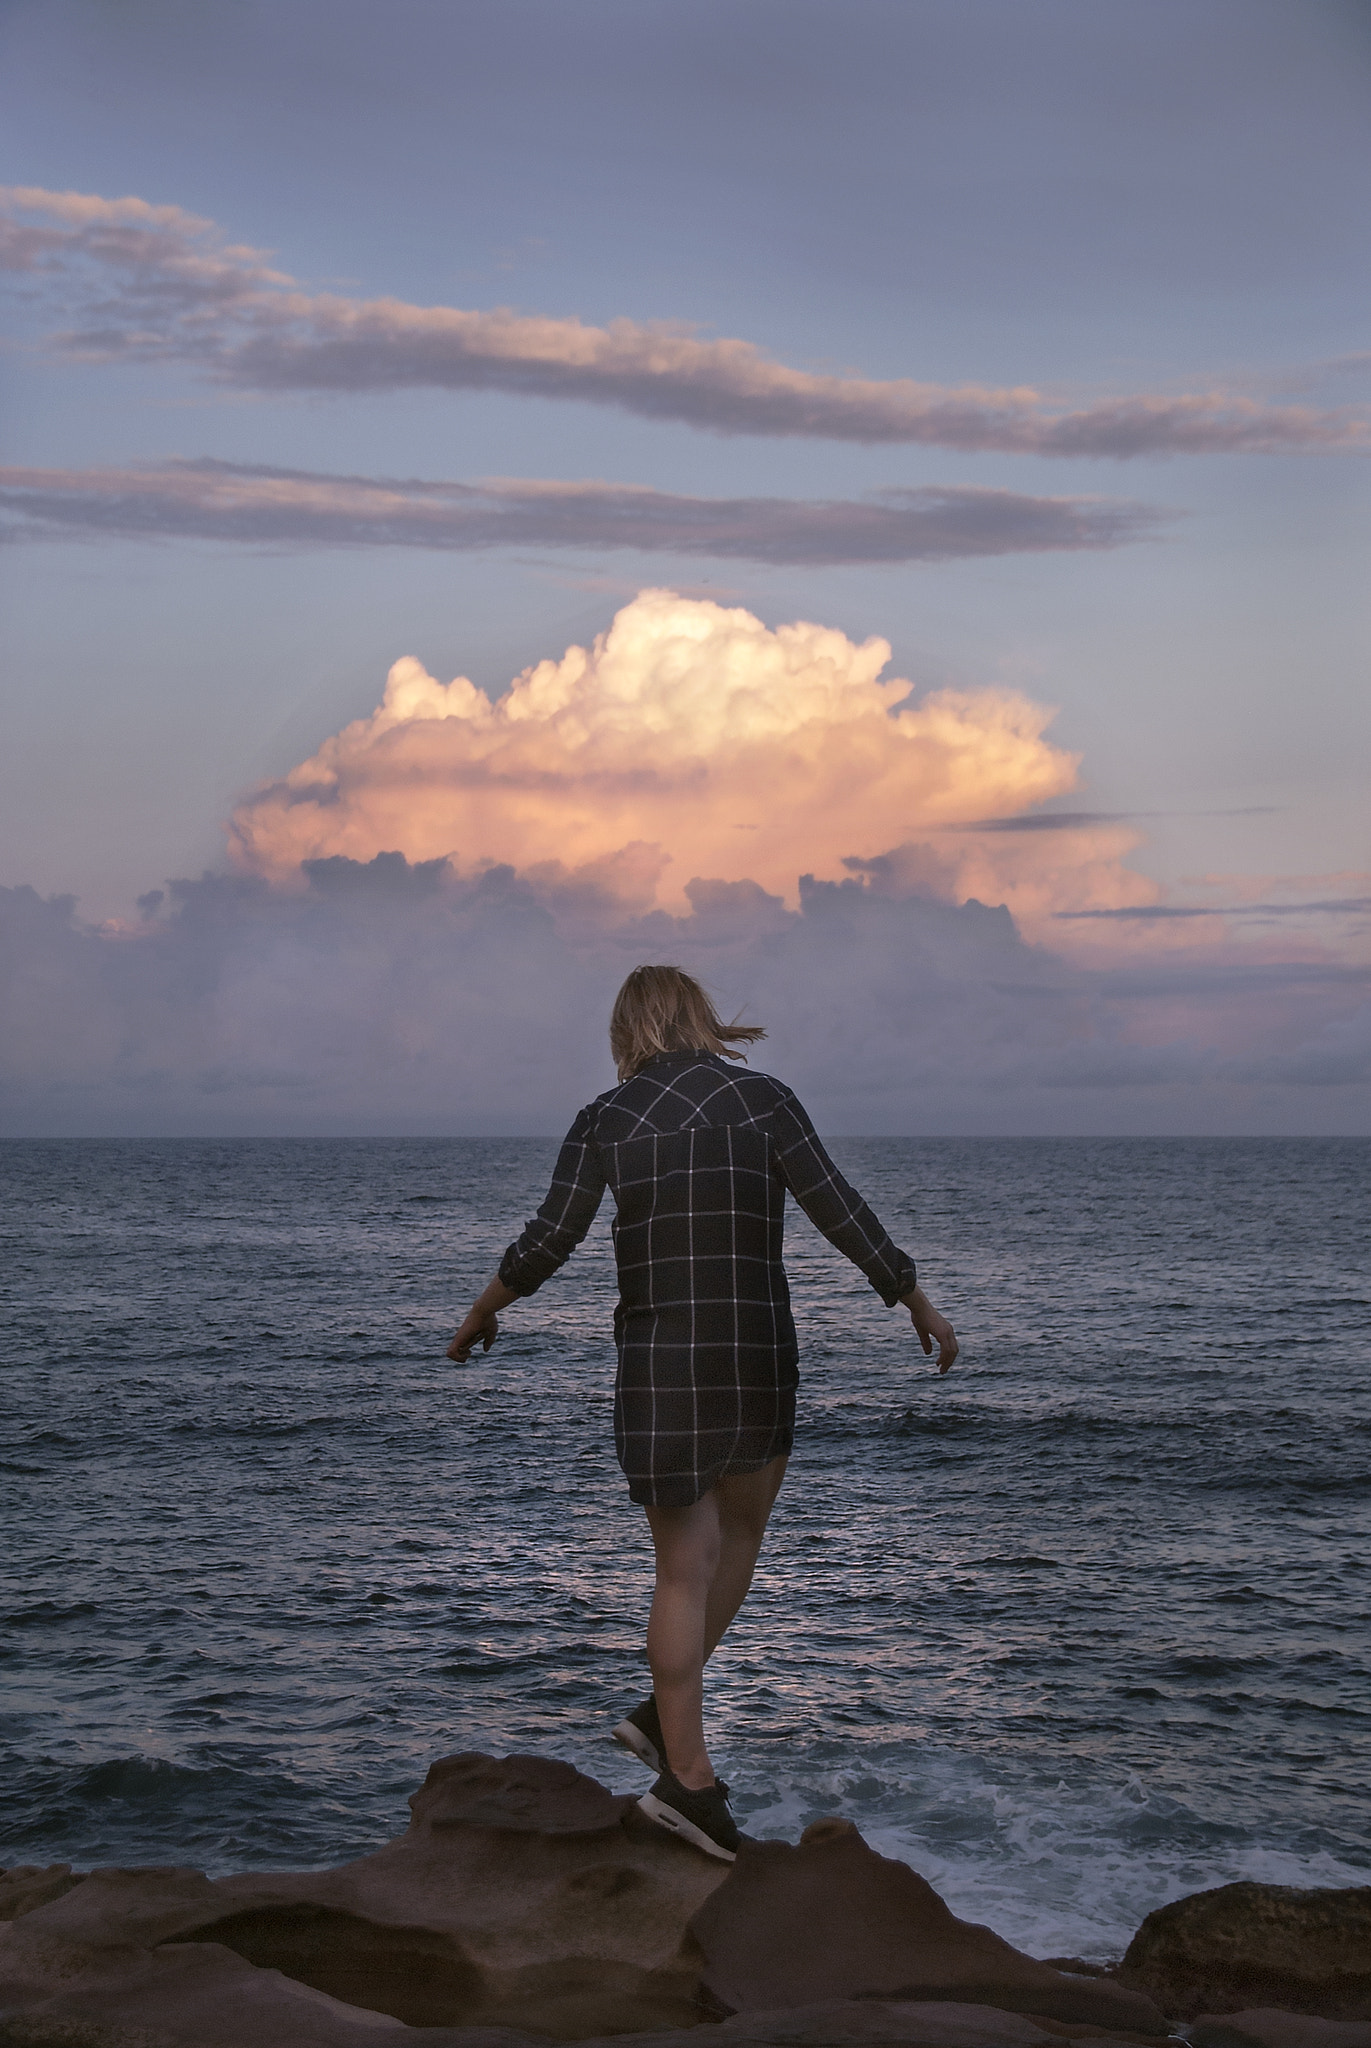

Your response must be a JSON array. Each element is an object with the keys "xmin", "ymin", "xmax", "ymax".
[
  {"xmin": 767, "ymin": 1089, "xmax": 917, "ymax": 1307},
  {"xmin": 498, "ymin": 1107, "xmax": 608, "ymax": 1296}
]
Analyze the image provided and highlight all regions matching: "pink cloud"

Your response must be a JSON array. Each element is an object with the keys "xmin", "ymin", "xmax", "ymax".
[
  {"xmin": 3, "ymin": 186, "xmax": 1365, "ymax": 458},
  {"xmin": 228, "ymin": 589, "xmax": 1158, "ymax": 938},
  {"xmin": 0, "ymin": 459, "xmax": 1160, "ymax": 564}
]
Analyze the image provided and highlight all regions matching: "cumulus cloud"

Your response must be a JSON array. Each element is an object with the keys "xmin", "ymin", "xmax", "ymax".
[
  {"xmin": 0, "ymin": 459, "xmax": 1159, "ymax": 564},
  {"xmin": 2, "ymin": 186, "xmax": 1364, "ymax": 458},
  {"xmin": 4, "ymin": 576, "xmax": 1363, "ymax": 1135},
  {"xmin": 226, "ymin": 590, "xmax": 1156, "ymax": 933},
  {"xmin": 3, "ymin": 856, "xmax": 1367, "ymax": 1137}
]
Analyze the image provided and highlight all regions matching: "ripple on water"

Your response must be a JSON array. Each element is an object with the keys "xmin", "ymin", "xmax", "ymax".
[{"xmin": 2, "ymin": 1135, "xmax": 1369, "ymax": 1955}]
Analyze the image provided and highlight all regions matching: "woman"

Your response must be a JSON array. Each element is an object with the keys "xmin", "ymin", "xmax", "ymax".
[{"xmin": 447, "ymin": 965, "xmax": 957, "ymax": 1861}]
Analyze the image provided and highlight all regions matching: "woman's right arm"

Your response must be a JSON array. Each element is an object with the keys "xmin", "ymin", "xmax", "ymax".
[
  {"xmin": 497, "ymin": 1105, "xmax": 608, "ymax": 1295},
  {"xmin": 446, "ymin": 1107, "xmax": 607, "ymax": 1361},
  {"xmin": 447, "ymin": 1275, "xmax": 520, "ymax": 1362}
]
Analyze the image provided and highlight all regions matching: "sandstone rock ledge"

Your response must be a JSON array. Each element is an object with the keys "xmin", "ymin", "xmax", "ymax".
[
  {"xmin": 1118, "ymin": 1883, "xmax": 1371, "ymax": 2024},
  {"xmin": 0, "ymin": 1752, "xmax": 1355, "ymax": 2048}
]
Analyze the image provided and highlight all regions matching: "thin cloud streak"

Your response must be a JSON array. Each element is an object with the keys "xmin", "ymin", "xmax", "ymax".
[
  {"xmin": 1058, "ymin": 898, "xmax": 1371, "ymax": 921},
  {"xmin": 0, "ymin": 459, "xmax": 1158, "ymax": 564},
  {"xmin": 959, "ymin": 805, "xmax": 1284, "ymax": 833},
  {"xmin": 2, "ymin": 186, "xmax": 1365, "ymax": 458},
  {"xmin": 960, "ymin": 810, "xmax": 1142, "ymax": 834}
]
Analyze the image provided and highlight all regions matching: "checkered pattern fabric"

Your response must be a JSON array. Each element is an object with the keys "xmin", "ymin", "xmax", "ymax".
[{"xmin": 499, "ymin": 1051, "xmax": 918, "ymax": 1508}]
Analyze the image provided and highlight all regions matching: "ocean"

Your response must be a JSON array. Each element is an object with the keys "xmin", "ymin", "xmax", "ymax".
[{"xmin": 2, "ymin": 1134, "xmax": 1368, "ymax": 1965}]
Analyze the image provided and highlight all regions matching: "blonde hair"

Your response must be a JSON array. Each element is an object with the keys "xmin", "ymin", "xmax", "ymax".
[{"xmin": 609, "ymin": 965, "xmax": 766, "ymax": 1081}]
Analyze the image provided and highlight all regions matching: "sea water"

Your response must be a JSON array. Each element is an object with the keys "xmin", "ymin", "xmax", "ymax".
[{"xmin": 2, "ymin": 1135, "xmax": 1368, "ymax": 1963}]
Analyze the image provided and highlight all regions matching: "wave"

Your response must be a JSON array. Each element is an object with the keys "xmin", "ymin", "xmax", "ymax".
[
  {"xmin": 3, "ymin": 1602, "xmax": 99, "ymax": 1629},
  {"xmin": 0, "ymin": 1751, "xmax": 365, "ymax": 1870},
  {"xmin": 727, "ymin": 1739, "xmax": 1371, "ymax": 1963}
]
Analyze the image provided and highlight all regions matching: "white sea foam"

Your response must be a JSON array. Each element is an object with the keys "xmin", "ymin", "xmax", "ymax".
[
  {"xmin": 730, "ymin": 1755, "xmax": 1371, "ymax": 1960},
  {"xmin": 868, "ymin": 1810, "xmax": 1371, "ymax": 1963}
]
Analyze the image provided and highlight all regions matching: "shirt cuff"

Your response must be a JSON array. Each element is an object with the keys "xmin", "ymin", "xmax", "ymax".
[
  {"xmin": 497, "ymin": 1243, "xmax": 539, "ymax": 1296},
  {"xmin": 883, "ymin": 1263, "xmax": 917, "ymax": 1308}
]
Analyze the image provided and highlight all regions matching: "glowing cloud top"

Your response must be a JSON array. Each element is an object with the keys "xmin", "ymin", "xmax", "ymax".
[{"xmin": 229, "ymin": 590, "xmax": 1152, "ymax": 930}]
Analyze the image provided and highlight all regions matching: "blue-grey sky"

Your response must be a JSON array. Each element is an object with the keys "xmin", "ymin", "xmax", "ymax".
[{"xmin": 1, "ymin": 0, "xmax": 1368, "ymax": 1132}]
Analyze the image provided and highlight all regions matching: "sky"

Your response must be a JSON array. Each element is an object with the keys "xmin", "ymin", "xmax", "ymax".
[{"xmin": 1, "ymin": 0, "xmax": 1368, "ymax": 1134}]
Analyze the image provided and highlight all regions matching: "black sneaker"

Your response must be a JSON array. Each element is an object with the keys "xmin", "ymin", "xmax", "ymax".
[
  {"xmin": 638, "ymin": 1770, "xmax": 739, "ymax": 1861},
  {"xmin": 611, "ymin": 1694, "xmax": 664, "ymax": 1773}
]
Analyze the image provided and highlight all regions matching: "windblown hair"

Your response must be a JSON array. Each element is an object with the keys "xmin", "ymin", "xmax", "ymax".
[{"xmin": 609, "ymin": 965, "xmax": 766, "ymax": 1082}]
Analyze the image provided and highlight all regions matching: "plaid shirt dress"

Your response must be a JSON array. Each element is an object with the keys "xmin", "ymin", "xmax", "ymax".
[{"xmin": 499, "ymin": 1051, "xmax": 918, "ymax": 1508}]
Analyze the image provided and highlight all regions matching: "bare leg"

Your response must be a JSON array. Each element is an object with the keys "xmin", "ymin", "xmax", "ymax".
[
  {"xmin": 704, "ymin": 1457, "xmax": 789, "ymax": 1659},
  {"xmin": 644, "ymin": 1456, "xmax": 788, "ymax": 1790},
  {"xmin": 644, "ymin": 1495, "xmax": 719, "ymax": 1789}
]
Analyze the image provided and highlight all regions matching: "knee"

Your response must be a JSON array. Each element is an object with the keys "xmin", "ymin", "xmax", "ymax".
[
  {"xmin": 655, "ymin": 1525, "xmax": 721, "ymax": 1592},
  {"xmin": 717, "ymin": 1500, "xmax": 770, "ymax": 1552}
]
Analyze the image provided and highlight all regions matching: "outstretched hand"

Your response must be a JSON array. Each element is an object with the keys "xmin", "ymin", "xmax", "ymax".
[
  {"xmin": 903, "ymin": 1285, "xmax": 958, "ymax": 1374},
  {"xmin": 446, "ymin": 1274, "xmax": 521, "ymax": 1364},
  {"xmin": 447, "ymin": 1309, "xmax": 499, "ymax": 1362}
]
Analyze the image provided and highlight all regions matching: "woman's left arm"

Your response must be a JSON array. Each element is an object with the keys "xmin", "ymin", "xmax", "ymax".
[
  {"xmin": 900, "ymin": 1284, "xmax": 959, "ymax": 1374},
  {"xmin": 770, "ymin": 1087, "xmax": 958, "ymax": 1372}
]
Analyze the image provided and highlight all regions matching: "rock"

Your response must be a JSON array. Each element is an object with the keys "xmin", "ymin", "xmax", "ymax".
[
  {"xmin": 687, "ymin": 1828, "xmax": 1168, "ymax": 2036},
  {"xmin": 0, "ymin": 1868, "xmax": 85, "ymax": 1925},
  {"xmin": 1187, "ymin": 2012, "xmax": 1371, "ymax": 2048},
  {"xmin": 1119, "ymin": 1884, "xmax": 1371, "ymax": 2020},
  {"xmin": 0, "ymin": 1939, "xmax": 424, "ymax": 2045},
  {"xmin": 704, "ymin": 1998, "xmax": 1168, "ymax": 2047},
  {"xmin": 0, "ymin": 1995, "xmax": 1195, "ymax": 2048},
  {"xmin": 0, "ymin": 1868, "xmax": 235, "ymax": 2026},
  {"xmin": 182, "ymin": 1755, "xmax": 723, "ymax": 2034},
  {"xmin": 798, "ymin": 1820, "xmax": 861, "ymax": 1847},
  {"xmin": 412, "ymin": 1753, "xmax": 638, "ymax": 1836},
  {"xmin": 0, "ymin": 1757, "xmax": 726, "ymax": 2042},
  {"xmin": 0, "ymin": 1753, "xmax": 1184, "ymax": 2047},
  {"xmin": 574, "ymin": 1998, "xmax": 1173, "ymax": 2048}
]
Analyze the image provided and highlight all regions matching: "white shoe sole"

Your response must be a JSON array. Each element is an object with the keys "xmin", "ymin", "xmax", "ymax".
[
  {"xmin": 637, "ymin": 1790, "xmax": 737, "ymax": 1861},
  {"xmin": 611, "ymin": 1717, "xmax": 662, "ymax": 1773}
]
